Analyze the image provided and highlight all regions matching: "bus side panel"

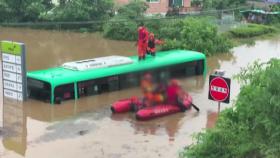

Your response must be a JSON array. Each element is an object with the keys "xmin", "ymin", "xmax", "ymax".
[
  {"xmin": 74, "ymin": 83, "xmax": 78, "ymax": 99},
  {"xmin": 51, "ymin": 86, "xmax": 54, "ymax": 104}
]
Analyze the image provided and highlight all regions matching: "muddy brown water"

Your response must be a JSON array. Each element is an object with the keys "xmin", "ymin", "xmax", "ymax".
[{"xmin": 0, "ymin": 27, "xmax": 279, "ymax": 158}]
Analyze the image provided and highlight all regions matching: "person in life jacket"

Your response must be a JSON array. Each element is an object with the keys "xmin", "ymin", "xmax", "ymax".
[
  {"xmin": 140, "ymin": 73, "xmax": 155, "ymax": 107},
  {"xmin": 166, "ymin": 79, "xmax": 187, "ymax": 111},
  {"xmin": 146, "ymin": 33, "xmax": 164, "ymax": 56},
  {"xmin": 137, "ymin": 24, "xmax": 149, "ymax": 61},
  {"xmin": 141, "ymin": 74, "xmax": 166, "ymax": 107},
  {"xmin": 152, "ymin": 82, "xmax": 167, "ymax": 105}
]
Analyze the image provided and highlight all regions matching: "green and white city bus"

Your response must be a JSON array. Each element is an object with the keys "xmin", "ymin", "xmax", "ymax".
[{"xmin": 27, "ymin": 50, "xmax": 206, "ymax": 104}]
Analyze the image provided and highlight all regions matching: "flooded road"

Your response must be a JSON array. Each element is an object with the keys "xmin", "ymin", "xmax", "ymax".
[{"xmin": 0, "ymin": 27, "xmax": 280, "ymax": 158}]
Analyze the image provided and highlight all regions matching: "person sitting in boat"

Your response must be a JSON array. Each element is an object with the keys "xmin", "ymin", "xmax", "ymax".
[
  {"xmin": 166, "ymin": 79, "xmax": 187, "ymax": 112},
  {"xmin": 141, "ymin": 73, "xmax": 155, "ymax": 107},
  {"xmin": 146, "ymin": 33, "xmax": 164, "ymax": 56},
  {"xmin": 152, "ymin": 82, "xmax": 167, "ymax": 105}
]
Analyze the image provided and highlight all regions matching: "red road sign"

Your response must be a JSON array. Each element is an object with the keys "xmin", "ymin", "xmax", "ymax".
[{"xmin": 208, "ymin": 75, "xmax": 231, "ymax": 103}]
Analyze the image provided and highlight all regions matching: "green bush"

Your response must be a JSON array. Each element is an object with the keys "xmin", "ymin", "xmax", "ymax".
[
  {"xmin": 267, "ymin": 4, "xmax": 280, "ymax": 24},
  {"xmin": 103, "ymin": 16, "xmax": 138, "ymax": 41},
  {"xmin": 229, "ymin": 24, "xmax": 277, "ymax": 38},
  {"xmin": 160, "ymin": 18, "xmax": 233, "ymax": 56},
  {"xmin": 181, "ymin": 59, "xmax": 280, "ymax": 158},
  {"xmin": 117, "ymin": 1, "xmax": 148, "ymax": 19},
  {"xmin": 43, "ymin": 0, "xmax": 114, "ymax": 22},
  {"xmin": 102, "ymin": 1, "xmax": 147, "ymax": 40}
]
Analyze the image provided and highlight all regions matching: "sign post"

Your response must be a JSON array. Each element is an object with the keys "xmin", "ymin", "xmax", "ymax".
[
  {"xmin": 0, "ymin": 41, "xmax": 27, "ymax": 128},
  {"xmin": 208, "ymin": 71, "xmax": 231, "ymax": 113}
]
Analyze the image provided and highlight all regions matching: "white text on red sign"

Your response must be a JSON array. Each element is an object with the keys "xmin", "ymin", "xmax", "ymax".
[{"xmin": 210, "ymin": 85, "xmax": 227, "ymax": 93}]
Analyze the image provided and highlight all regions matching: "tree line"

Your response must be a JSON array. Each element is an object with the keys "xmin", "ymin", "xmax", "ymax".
[
  {"xmin": 0, "ymin": 0, "xmax": 249, "ymax": 23},
  {"xmin": 0, "ymin": 0, "xmax": 114, "ymax": 22}
]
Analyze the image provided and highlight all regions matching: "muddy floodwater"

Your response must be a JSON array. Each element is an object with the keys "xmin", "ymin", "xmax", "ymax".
[{"xmin": 0, "ymin": 27, "xmax": 280, "ymax": 158}]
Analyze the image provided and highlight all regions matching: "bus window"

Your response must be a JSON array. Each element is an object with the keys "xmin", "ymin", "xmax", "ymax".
[
  {"xmin": 54, "ymin": 83, "xmax": 75, "ymax": 102},
  {"xmin": 78, "ymin": 80, "xmax": 99, "ymax": 97},
  {"xmin": 185, "ymin": 61, "xmax": 197, "ymax": 77},
  {"xmin": 120, "ymin": 73, "xmax": 139, "ymax": 88},
  {"xmin": 157, "ymin": 69, "xmax": 170, "ymax": 82},
  {"xmin": 27, "ymin": 78, "xmax": 51, "ymax": 102},
  {"xmin": 195, "ymin": 60, "xmax": 204, "ymax": 75},
  {"xmin": 107, "ymin": 76, "xmax": 119, "ymax": 91},
  {"xmin": 170, "ymin": 63, "xmax": 187, "ymax": 77}
]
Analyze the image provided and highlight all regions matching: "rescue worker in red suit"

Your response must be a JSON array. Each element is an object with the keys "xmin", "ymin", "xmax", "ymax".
[
  {"xmin": 166, "ymin": 79, "xmax": 187, "ymax": 112},
  {"xmin": 137, "ymin": 24, "xmax": 149, "ymax": 61},
  {"xmin": 147, "ymin": 33, "xmax": 164, "ymax": 56}
]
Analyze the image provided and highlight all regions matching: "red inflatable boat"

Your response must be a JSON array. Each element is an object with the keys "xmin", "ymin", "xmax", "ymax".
[
  {"xmin": 136, "ymin": 94, "xmax": 192, "ymax": 120},
  {"xmin": 111, "ymin": 96, "xmax": 142, "ymax": 113},
  {"xmin": 111, "ymin": 94, "xmax": 193, "ymax": 120}
]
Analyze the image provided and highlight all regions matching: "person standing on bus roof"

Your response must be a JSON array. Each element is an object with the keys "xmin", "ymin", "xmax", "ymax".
[
  {"xmin": 137, "ymin": 23, "xmax": 149, "ymax": 61},
  {"xmin": 143, "ymin": 26, "xmax": 149, "ymax": 58}
]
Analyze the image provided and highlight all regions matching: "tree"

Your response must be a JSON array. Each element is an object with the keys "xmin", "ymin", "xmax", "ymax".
[
  {"xmin": 47, "ymin": 0, "xmax": 114, "ymax": 21},
  {"xmin": 59, "ymin": 0, "xmax": 67, "ymax": 6},
  {"xmin": 42, "ymin": 0, "xmax": 54, "ymax": 10},
  {"xmin": 1, "ymin": 0, "xmax": 46, "ymax": 22},
  {"xmin": 103, "ymin": 1, "xmax": 148, "ymax": 40},
  {"xmin": 0, "ymin": 1, "xmax": 10, "ymax": 22},
  {"xmin": 117, "ymin": 1, "xmax": 148, "ymax": 19},
  {"xmin": 160, "ymin": 18, "xmax": 232, "ymax": 56}
]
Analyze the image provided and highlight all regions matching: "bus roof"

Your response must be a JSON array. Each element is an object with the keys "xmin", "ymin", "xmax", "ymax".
[{"xmin": 27, "ymin": 50, "xmax": 206, "ymax": 87}]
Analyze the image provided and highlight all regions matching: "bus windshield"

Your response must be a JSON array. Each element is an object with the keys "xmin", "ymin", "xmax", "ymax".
[{"xmin": 27, "ymin": 78, "xmax": 51, "ymax": 102}]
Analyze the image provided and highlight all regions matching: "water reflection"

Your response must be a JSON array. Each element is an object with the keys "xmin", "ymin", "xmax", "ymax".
[
  {"xmin": 2, "ymin": 100, "xmax": 27, "ymax": 156},
  {"xmin": 206, "ymin": 111, "xmax": 218, "ymax": 128}
]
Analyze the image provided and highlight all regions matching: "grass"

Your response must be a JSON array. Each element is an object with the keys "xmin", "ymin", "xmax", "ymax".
[{"xmin": 223, "ymin": 23, "xmax": 280, "ymax": 46}]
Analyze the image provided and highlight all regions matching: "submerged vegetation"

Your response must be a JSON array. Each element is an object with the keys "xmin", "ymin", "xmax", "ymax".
[
  {"xmin": 227, "ymin": 24, "xmax": 278, "ymax": 38},
  {"xmin": 180, "ymin": 59, "xmax": 280, "ymax": 158}
]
